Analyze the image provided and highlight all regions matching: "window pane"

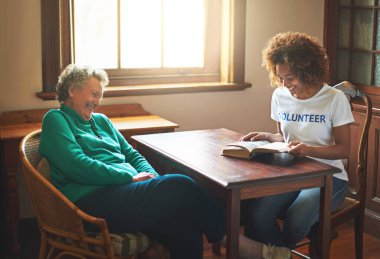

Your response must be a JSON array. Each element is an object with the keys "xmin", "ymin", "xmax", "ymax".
[
  {"xmin": 352, "ymin": 52, "xmax": 372, "ymax": 85},
  {"xmin": 336, "ymin": 50, "xmax": 350, "ymax": 81},
  {"xmin": 375, "ymin": 55, "xmax": 380, "ymax": 86},
  {"xmin": 120, "ymin": 0, "xmax": 161, "ymax": 68},
  {"xmin": 163, "ymin": 0, "xmax": 205, "ymax": 68},
  {"xmin": 338, "ymin": 9, "xmax": 350, "ymax": 48},
  {"xmin": 339, "ymin": 0, "xmax": 351, "ymax": 5},
  {"xmin": 73, "ymin": 0, "xmax": 118, "ymax": 68},
  {"xmin": 355, "ymin": 0, "xmax": 375, "ymax": 6},
  {"xmin": 353, "ymin": 10, "xmax": 374, "ymax": 50}
]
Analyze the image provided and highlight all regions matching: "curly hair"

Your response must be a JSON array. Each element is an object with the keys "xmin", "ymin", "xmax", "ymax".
[
  {"xmin": 262, "ymin": 32, "xmax": 329, "ymax": 87},
  {"xmin": 56, "ymin": 64, "xmax": 109, "ymax": 102}
]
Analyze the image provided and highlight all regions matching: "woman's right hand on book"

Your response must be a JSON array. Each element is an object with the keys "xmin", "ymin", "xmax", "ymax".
[{"xmin": 239, "ymin": 132, "xmax": 269, "ymax": 142}]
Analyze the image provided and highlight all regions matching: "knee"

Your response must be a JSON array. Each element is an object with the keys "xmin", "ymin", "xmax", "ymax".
[
  {"xmin": 162, "ymin": 174, "xmax": 196, "ymax": 184},
  {"xmin": 161, "ymin": 174, "xmax": 197, "ymax": 187},
  {"xmin": 155, "ymin": 174, "xmax": 200, "ymax": 195}
]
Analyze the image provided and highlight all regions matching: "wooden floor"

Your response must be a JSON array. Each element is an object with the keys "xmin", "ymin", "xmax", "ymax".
[
  {"xmin": 203, "ymin": 223, "xmax": 380, "ymax": 259},
  {"xmin": 14, "ymin": 219, "xmax": 380, "ymax": 259}
]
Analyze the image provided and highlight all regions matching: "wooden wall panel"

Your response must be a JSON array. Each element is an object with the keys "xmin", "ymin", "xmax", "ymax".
[{"xmin": 364, "ymin": 114, "xmax": 380, "ymax": 239}]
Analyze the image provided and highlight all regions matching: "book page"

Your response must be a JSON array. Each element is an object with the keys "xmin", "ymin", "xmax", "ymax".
[
  {"xmin": 226, "ymin": 141, "xmax": 270, "ymax": 152},
  {"xmin": 226, "ymin": 141, "xmax": 289, "ymax": 153},
  {"xmin": 258, "ymin": 142, "xmax": 289, "ymax": 152}
]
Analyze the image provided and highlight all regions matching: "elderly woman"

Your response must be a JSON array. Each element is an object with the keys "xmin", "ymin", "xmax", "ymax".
[
  {"xmin": 38, "ymin": 64, "xmax": 226, "ymax": 259},
  {"xmin": 240, "ymin": 32, "xmax": 354, "ymax": 257}
]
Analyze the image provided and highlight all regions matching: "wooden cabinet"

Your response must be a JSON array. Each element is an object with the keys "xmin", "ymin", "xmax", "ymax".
[{"xmin": 351, "ymin": 103, "xmax": 380, "ymax": 239}]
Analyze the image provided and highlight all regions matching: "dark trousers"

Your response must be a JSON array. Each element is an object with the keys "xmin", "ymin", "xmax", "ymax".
[{"xmin": 75, "ymin": 174, "xmax": 226, "ymax": 259}]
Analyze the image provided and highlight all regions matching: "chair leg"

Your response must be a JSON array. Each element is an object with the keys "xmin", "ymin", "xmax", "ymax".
[
  {"xmin": 46, "ymin": 246, "xmax": 55, "ymax": 259},
  {"xmin": 354, "ymin": 215, "xmax": 364, "ymax": 259},
  {"xmin": 38, "ymin": 231, "xmax": 48, "ymax": 259},
  {"xmin": 308, "ymin": 239, "xmax": 320, "ymax": 259},
  {"xmin": 307, "ymin": 224, "xmax": 321, "ymax": 259}
]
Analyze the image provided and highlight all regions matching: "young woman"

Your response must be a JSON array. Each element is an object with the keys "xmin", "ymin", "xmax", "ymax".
[{"xmin": 241, "ymin": 32, "xmax": 354, "ymax": 251}]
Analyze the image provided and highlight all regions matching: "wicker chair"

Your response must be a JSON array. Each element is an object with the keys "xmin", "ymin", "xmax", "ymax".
[
  {"xmin": 19, "ymin": 129, "xmax": 169, "ymax": 259},
  {"xmin": 292, "ymin": 81, "xmax": 372, "ymax": 259}
]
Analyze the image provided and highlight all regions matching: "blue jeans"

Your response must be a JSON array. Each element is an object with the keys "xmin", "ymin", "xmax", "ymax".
[
  {"xmin": 75, "ymin": 174, "xmax": 226, "ymax": 259},
  {"xmin": 243, "ymin": 177, "xmax": 348, "ymax": 249}
]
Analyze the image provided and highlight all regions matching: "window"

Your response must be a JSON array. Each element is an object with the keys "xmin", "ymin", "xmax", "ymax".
[
  {"xmin": 38, "ymin": 0, "xmax": 250, "ymax": 100},
  {"xmin": 325, "ymin": 0, "xmax": 380, "ymax": 99}
]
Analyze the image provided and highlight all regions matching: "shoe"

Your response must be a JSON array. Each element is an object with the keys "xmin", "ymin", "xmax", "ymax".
[{"xmin": 262, "ymin": 244, "xmax": 291, "ymax": 259}]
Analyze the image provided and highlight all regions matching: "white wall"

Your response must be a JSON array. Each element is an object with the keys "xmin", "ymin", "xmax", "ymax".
[{"xmin": 1, "ymin": 0, "xmax": 325, "ymax": 218}]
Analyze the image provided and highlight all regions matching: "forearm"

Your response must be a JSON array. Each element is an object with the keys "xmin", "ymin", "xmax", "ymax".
[
  {"xmin": 290, "ymin": 144, "xmax": 349, "ymax": 160},
  {"xmin": 267, "ymin": 132, "xmax": 285, "ymax": 143},
  {"xmin": 127, "ymin": 150, "xmax": 158, "ymax": 176},
  {"xmin": 46, "ymin": 138, "xmax": 136, "ymax": 185},
  {"xmin": 290, "ymin": 124, "xmax": 352, "ymax": 160},
  {"xmin": 114, "ymin": 124, "xmax": 158, "ymax": 176}
]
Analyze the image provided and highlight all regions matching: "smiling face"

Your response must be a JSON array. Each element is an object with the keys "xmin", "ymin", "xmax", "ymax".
[
  {"xmin": 66, "ymin": 77, "xmax": 103, "ymax": 121},
  {"xmin": 276, "ymin": 63, "xmax": 321, "ymax": 100}
]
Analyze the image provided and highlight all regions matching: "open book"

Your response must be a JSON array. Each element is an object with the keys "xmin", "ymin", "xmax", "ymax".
[{"xmin": 222, "ymin": 141, "xmax": 290, "ymax": 159}]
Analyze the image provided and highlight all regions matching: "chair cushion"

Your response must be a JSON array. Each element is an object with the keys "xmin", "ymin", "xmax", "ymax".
[
  {"xmin": 37, "ymin": 157, "xmax": 51, "ymax": 181},
  {"xmin": 89, "ymin": 232, "xmax": 154, "ymax": 256}
]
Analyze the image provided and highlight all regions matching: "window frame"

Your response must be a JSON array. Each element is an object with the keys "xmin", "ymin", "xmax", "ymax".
[{"xmin": 38, "ymin": 0, "xmax": 250, "ymax": 100}]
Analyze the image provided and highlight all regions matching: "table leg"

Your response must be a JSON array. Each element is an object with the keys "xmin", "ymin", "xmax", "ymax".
[
  {"xmin": 226, "ymin": 189, "xmax": 240, "ymax": 259},
  {"xmin": 319, "ymin": 174, "xmax": 332, "ymax": 259}
]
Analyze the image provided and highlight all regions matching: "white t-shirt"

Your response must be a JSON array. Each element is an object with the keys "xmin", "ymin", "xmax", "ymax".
[{"xmin": 271, "ymin": 85, "xmax": 355, "ymax": 181}]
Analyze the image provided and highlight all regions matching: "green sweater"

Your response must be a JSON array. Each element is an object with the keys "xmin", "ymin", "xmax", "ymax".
[{"xmin": 39, "ymin": 104, "xmax": 158, "ymax": 202}]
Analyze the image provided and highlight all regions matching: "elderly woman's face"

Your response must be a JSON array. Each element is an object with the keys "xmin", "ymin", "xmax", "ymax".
[{"xmin": 67, "ymin": 77, "xmax": 103, "ymax": 121}]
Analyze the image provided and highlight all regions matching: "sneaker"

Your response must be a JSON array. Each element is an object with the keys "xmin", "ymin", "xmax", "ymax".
[{"xmin": 262, "ymin": 244, "xmax": 291, "ymax": 259}]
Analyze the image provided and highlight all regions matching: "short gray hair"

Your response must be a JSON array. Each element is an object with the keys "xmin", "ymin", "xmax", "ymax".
[{"xmin": 56, "ymin": 64, "xmax": 109, "ymax": 102}]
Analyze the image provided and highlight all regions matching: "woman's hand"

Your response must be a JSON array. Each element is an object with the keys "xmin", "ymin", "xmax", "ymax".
[
  {"xmin": 132, "ymin": 172, "xmax": 157, "ymax": 182},
  {"xmin": 287, "ymin": 124, "xmax": 351, "ymax": 160},
  {"xmin": 287, "ymin": 141, "xmax": 310, "ymax": 157},
  {"xmin": 239, "ymin": 132, "xmax": 270, "ymax": 142}
]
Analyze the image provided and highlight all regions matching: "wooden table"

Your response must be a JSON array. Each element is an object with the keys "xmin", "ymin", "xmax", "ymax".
[
  {"xmin": 0, "ymin": 103, "xmax": 178, "ymax": 257},
  {"xmin": 132, "ymin": 128, "xmax": 340, "ymax": 259}
]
